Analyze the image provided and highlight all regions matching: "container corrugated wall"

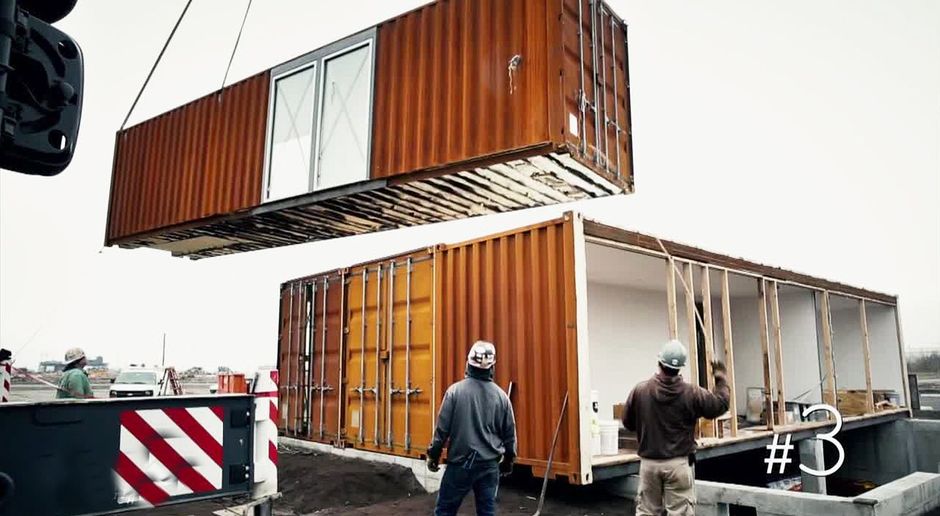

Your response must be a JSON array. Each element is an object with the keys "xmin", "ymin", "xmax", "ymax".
[
  {"xmin": 106, "ymin": 73, "xmax": 269, "ymax": 241},
  {"xmin": 435, "ymin": 216, "xmax": 582, "ymax": 481},
  {"xmin": 276, "ymin": 217, "xmax": 584, "ymax": 481},
  {"xmin": 345, "ymin": 251, "xmax": 435, "ymax": 456},
  {"xmin": 370, "ymin": 0, "xmax": 557, "ymax": 179},
  {"xmin": 561, "ymin": 0, "xmax": 633, "ymax": 185},
  {"xmin": 278, "ymin": 273, "xmax": 346, "ymax": 442}
]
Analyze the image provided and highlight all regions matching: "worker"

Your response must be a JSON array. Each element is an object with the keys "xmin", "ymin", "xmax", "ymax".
[
  {"xmin": 56, "ymin": 347, "xmax": 94, "ymax": 399},
  {"xmin": 427, "ymin": 340, "xmax": 517, "ymax": 516},
  {"xmin": 622, "ymin": 339, "xmax": 730, "ymax": 516}
]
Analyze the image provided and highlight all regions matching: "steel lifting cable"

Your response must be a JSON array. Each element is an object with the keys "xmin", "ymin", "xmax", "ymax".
[
  {"xmin": 119, "ymin": 0, "xmax": 193, "ymax": 131},
  {"xmin": 219, "ymin": 0, "xmax": 253, "ymax": 94}
]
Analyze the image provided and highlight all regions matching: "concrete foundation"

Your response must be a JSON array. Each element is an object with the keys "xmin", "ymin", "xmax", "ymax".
[
  {"xmin": 604, "ymin": 474, "xmax": 940, "ymax": 516},
  {"xmin": 799, "ymin": 438, "xmax": 827, "ymax": 494},
  {"xmin": 835, "ymin": 419, "xmax": 940, "ymax": 485},
  {"xmin": 280, "ymin": 437, "xmax": 445, "ymax": 493}
]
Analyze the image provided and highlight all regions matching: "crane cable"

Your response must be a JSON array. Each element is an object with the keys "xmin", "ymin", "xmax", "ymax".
[
  {"xmin": 219, "ymin": 0, "xmax": 253, "ymax": 95},
  {"xmin": 119, "ymin": 0, "xmax": 193, "ymax": 132}
]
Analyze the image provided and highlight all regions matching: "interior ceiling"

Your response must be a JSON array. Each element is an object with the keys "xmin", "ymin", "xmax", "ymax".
[{"xmin": 585, "ymin": 242, "xmax": 771, "ymax": 297}]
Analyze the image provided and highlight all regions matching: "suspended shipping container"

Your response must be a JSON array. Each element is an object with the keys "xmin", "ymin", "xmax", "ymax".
[
  {"xmin": 105, "ymin": 0, "xmax": 635, "ymax": 259},
  {"xmin": 277, "ymin": 212, "xmax": 910, "ymax": 485}
]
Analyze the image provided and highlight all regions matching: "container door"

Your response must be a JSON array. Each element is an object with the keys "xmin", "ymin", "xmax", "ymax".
[
  {"xmin": 276, "ymin": 285, "xmax": 292, "ymax": 433},
  {"xmin": 308, "ymin": 274, "xmax": 345, "ymax": 443},
  {"xmin": 313, "ymin": 41, "xmax": 373, "ymax": 191},
  {"xmin": 387, "ymin": 256, "xmax": 434, "ymax": 454},
  {"xmin": 344, "ymin": 254, "xmax": 434, "ymax": 457},
  {"xmin": 345, "ymin": 265, "xmax": 383, "ymax": 449},
  {"xmin": 278, "ymin": 282, "xmax": 307, "ymax": 436}
]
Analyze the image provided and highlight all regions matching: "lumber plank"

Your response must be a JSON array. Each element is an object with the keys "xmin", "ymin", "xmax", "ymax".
[
  {"xmin": 721, "ymin": 270, "xmax": 738, "ymax": 437},
  {"xmin": 859, "ymin": 300, "xmax": 874, "ymax": 413},
  {"xmin": 769, "ymin": 281, "xmax": 787, "ymax": 426},
  {"xmin": 819, "ymin": 291, "xmax": 838, "ymax": 408},
  {"xmin": 666, "ymin": 260, "xmax": 678, "ymax": 340},
  {"xmin": 757, "ymin": 279, "xmax": 775, "ymax": 430}
]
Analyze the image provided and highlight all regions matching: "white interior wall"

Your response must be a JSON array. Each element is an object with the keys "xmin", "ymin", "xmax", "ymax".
[
  {"xmin": 866, "ymin": 303, "xmax": 906, "ymax": 404},
  {"xmin": 777, "ymin": 286, "xmax": 824, "ymax": 405},
  {"xmin": 587, "ymin": 282, "xmax": 670, "ymax": 421},
  {"xmin": 830, "ymin": 297, "xmax": 867, "ymax": 390},
  {"xmin": 726, "ymin": 282, "xmax": 766, "ymax": 416}
]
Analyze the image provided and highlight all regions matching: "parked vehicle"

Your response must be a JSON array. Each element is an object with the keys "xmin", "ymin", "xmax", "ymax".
[{"xmin": 108, "ymin": 366, "xmax": 161, "ymax": 398}]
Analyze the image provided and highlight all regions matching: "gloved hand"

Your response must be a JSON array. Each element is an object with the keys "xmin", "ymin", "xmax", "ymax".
[
  {"xmin": 711, "ymin": 360, "xmax": 727, "ymax": 381},
  {"xmin": 499, "ymin": 455, "xmax": 514, "ymax": 477},
  {"xmin": 427, "ymin": 457, "xmax": 440, "ymax": 473}
]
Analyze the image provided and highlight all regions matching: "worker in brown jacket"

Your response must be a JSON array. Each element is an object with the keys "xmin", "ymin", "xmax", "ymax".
[{"xmin": 622, "ymin": 339, "xmax": 730, "ymax": 516}]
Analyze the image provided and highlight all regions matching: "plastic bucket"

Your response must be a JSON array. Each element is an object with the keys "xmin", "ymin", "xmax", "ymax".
[{"xmin": 599, "ymin": 420, "xmax": 619, "ymax": 455}]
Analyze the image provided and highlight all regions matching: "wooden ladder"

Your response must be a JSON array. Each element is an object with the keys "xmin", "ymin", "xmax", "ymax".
[{"xmin": 161, "ymin": 367, "xmax": 184, "ymax": 395}]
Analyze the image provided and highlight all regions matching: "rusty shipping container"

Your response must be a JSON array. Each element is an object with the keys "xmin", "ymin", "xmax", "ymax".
[
  {"xmin": 105, "ymin": 0, "xmax": 634, "ymax": 259},
  {"xmin": 276, "ymin": 211, "xmax": 908, "ymax": 485}
]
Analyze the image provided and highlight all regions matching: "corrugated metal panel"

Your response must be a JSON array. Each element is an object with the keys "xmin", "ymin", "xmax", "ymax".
[
  {"xmin": 560, "ymin": 0, "xmax": 633, "ymax": 189},
  {"xmin": 277, "ymin": 274, "xmax": 346, "ymax": 443},
  {"xmin": 370, "ymin": 0, "xmax": 555, "ymax": 179},
  {"xmin": 345, "ymin": 251, "xmax": 435, "ymax": 457},
  {"xmin": 436, "ymin": 216, "xmax": 582, "ymax": 481},
  {"xmin": 106, "ymin": 73, "xmax": 269, "ymax": 241}
]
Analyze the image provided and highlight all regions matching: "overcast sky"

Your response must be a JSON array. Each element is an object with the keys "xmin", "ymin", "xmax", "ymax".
[{"xmin": 1, "ymin": 1, "xmax": 937, "ymax": 373}]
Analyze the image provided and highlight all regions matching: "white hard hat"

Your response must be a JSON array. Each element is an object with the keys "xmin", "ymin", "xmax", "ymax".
[
  {"xmin": 64, "ymin": 347, "xmax": 86, "ymax": 364},
  {"xmin": 467, "ymin": 340, "xmax": 496, "ymax": 369}
]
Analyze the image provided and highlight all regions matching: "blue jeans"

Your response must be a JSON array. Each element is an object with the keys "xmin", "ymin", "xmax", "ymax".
[{"xmin": 433, "ymin": 458, "xmax": 500, "ymax": 516}]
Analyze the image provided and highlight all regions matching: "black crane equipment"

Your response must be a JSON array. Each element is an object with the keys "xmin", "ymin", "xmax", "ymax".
[{"xmin": 0, "ymin": 0, "xmax": 82, "ymax": 176}]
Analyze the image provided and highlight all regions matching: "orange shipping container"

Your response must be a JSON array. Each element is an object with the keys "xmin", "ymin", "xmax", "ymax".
[
  {"xmin": 277, "ymin": 211, "xmax": 906, "ymax": 485},
  {"xmin": 105, "ymin": 0, "xmax": 634, "ymax": 259}
]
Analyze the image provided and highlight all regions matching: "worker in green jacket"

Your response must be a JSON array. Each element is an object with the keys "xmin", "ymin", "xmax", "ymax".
[{"xmin": 56, "ymin": 347, "xmax": 94, "ymax": 399}]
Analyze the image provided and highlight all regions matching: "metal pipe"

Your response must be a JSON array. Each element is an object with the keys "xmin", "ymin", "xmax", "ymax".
[
  {"xmin": 337, "ymin": 270, "xmax": 346, "ymax": 441},
  {"xmin": 577, "ymin": 0, "xmax": 587, "ymax": 154},
  {"xmin": 283, "ymin": 284, "xmax": 294, "ymax": 432},
  {"xmin": 359, "ymin": 268, "xmax": 367, "ymax": 444},
  {"xmin": 590, "ymin": 0, "xmax": 601, "ymax": 164},
  {"xmin": 319, "ymin": 277, "xmax": 328, "ymax": 439},
  {"xmin": 306, "ymin": 281, "xmax": 317, "ymax": 436},
  {"xmin": 610, "ymin": 15, "xmax": 621, "ymax": 178},
  {"xmin": 374, "ymin": 265, "xmax": 382, "ymax": 446},
  {"xmin": 386, "ymin": 261, "xmax": 396, "ymax": 448},
  {"xmin": 404, "ymin": 258, "xmax": 413, "ymax": 450},
  {"xmin": 599, "ymin": 6, "xmax": 609, "ymax": 172}
]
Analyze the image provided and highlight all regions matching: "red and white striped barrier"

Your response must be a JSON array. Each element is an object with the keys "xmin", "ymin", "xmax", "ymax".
[
  {"xmin": 1, "ymin": 360, "xmax": 11, "ymax": 403},
  {"xmin": 113, "ymin": 405, "xmax": 225, "ymax": 507},
  {"xmin": 251, "ymin": 367, "xmax": 279, "ymax": 498}
]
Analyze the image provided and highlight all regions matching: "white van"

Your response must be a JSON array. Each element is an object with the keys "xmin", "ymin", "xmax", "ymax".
[{"xmin": 109, "ymin": 366, "xmax": 161, "ymax": 398}]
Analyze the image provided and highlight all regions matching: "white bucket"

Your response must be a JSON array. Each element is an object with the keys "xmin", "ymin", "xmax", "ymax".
[{"xmin": 599, "ymin": 420, "xmax": 620, "ymax": 455}]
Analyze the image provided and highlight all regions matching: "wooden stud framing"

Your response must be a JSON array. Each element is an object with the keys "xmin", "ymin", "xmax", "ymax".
[
  {"xmin": 859, "ymin": 300, "xmax": 874, "ymax": 413},
  {"xmin": 701, "ymin": 267, "xmax": 715, "ymax": 390},
  {"xmin": 666, "ymin": 260, "xmax": 678, "ymax": 340},
  {"xmin": 769, "ymin": 281, "xmax": 787, "ymax": 426},
  {"xmin": 721, "ymin": 270, "xmax": 738, "ymax": 437},
  {"xmin": 684, "ymin": 262, "xmax": 698, "ymax": 387},
  {"xmin": 757, "ymin": 279, "xmax": 775, "ymax": 430},
  {"xmin": 819, "ymin": 291, "xmax": 837, "ymax": 408},
  {"xmin": 894, "ymin": 301, "xmax": 911, "ymax": 411},
  {"xmin": 700, "ymin": 266, "xmax": 717, "ymax": 437}
]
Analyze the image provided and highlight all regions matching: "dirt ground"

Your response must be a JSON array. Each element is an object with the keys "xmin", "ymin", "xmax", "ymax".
[{"xmin": 144, "ymin": 446, "xmax": 633, "ymax": 515}]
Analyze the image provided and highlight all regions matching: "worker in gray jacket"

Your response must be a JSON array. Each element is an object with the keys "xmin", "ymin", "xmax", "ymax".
[{"xmin": 427, "ymin": 340, "xmax": 516, "ymax": 516}]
